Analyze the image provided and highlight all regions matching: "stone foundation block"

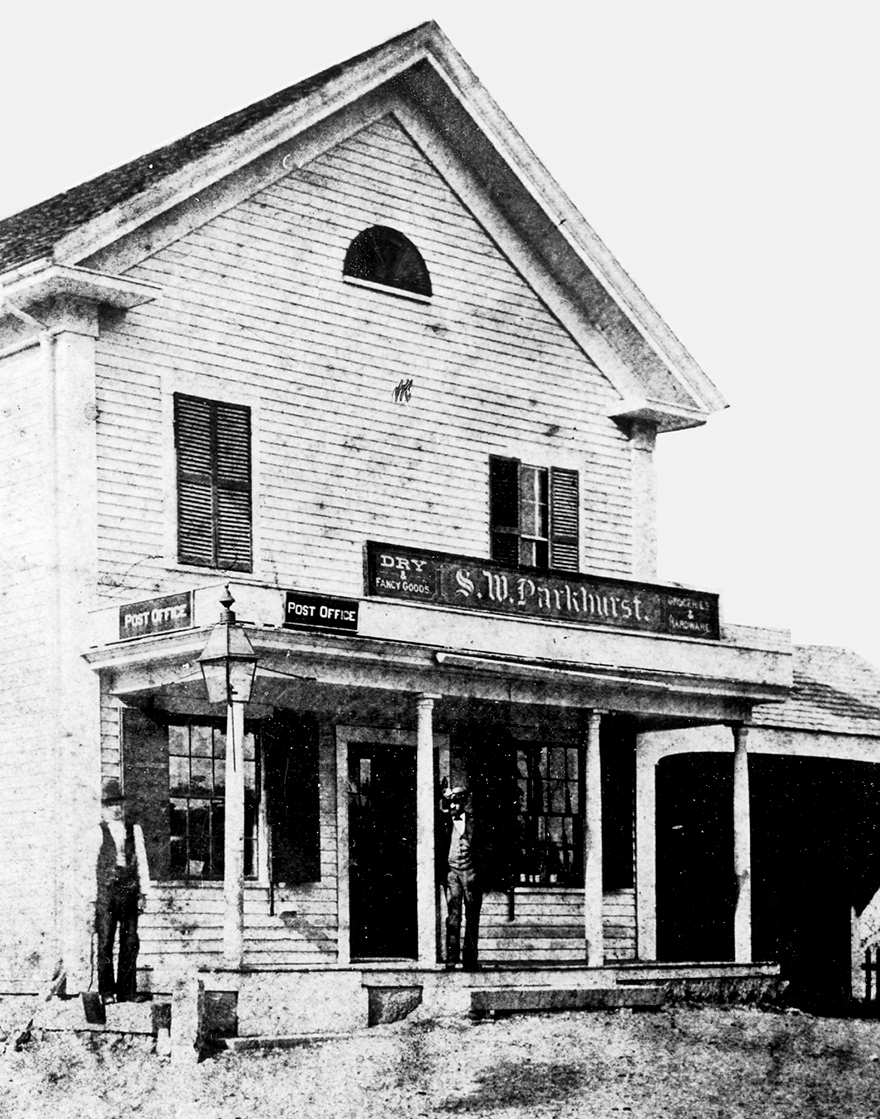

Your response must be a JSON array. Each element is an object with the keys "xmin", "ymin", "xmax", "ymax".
[
  {"xmin": 367, "ymin": 986, "xmax": 422, "ymax": 1025},
  {"xmin": 236, "ymin": 972, "xmax": 368, "ymax": 1036}
]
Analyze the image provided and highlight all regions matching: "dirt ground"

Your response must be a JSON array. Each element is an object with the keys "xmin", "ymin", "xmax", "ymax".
[{"xmin": 3, "ymin": 1006, "xmax": 880, "ymax": 1119}]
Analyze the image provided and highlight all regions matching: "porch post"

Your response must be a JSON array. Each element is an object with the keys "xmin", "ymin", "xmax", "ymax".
[
  {"xmin": 416, "ymin": 694, "xmax": 440, "ymax": 964},
  {"xmin": 584, "ymin": 710, "xmax": 604, "ymax": 966},
  {"xmin": 635, "ymin": 738, "xmax": 657, "ymax": 960},
  {"xmin": 223, "ymin": 700, "xmax": 246, "ymax": 968},
  {"xmin": 732, "ymin": 723, "xmax": 752, "ymax": 963}
]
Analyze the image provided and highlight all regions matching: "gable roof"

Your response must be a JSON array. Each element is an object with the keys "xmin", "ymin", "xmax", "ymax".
[
  {"xmin": 0, "ymin": 22, "xmax": 726, "ymax": 428},
  {"xmin": 752, "ymin": 644, "xmax": 880, "ymax": 736}
]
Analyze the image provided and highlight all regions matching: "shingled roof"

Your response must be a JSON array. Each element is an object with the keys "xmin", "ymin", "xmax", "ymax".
[
  {"xmin": 0, "ymin": 23, "xmax": 427, "ymax": 276},
  {"xmin": 752, "ymin": 644, "xmax": 880, "ymax": 736}
]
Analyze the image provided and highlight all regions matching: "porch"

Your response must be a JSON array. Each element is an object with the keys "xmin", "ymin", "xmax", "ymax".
[{"xmin": 78, "ymin": 579, "xmax": 792, "ymax": 1019}]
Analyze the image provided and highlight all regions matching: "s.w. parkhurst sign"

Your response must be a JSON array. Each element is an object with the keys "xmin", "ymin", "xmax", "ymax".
[{"xmin": 366, "ymin": 542, "xmax": 720, "ymax": 639}]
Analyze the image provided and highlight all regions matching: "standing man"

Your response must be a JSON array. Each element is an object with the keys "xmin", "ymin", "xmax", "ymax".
[
  {"xmin": 440, "ymin": 783, "xmax": 482, "ymax": 970},
  {"xmin": 91, "ymin": 779, "xmax": 152, "ymax": 1003}
]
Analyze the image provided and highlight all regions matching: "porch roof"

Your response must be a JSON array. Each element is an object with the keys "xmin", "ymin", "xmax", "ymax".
[{"xmin": 85, "ymin": 581, "xmax": 792, "ymax": 728}]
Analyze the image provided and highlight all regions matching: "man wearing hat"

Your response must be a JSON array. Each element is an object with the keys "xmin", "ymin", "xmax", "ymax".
[
  {"xmin": 439, "ymin": 783, "xmax": 482, "ymax": 970},
  {"xmin": 90, "ymin": 779, "xmax": 152, "ymax": 1003}
]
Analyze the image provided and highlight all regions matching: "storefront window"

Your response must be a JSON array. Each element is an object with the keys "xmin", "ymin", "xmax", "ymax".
[
  {"xmin": 167, "ymin": 719, "xmax": 257, "ymax": 879},
  {"xmin": 516, "ymin": 744, "xmax": 583, "ymax": 885}
]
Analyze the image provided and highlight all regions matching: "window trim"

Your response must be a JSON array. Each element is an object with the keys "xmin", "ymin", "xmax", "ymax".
[
  {"xmin": 489, "ymin": 454, "xmax": 580, "ymax": 573},
  {"xmin": 342, "ymin": 274, "xmax": 432, "ymax": 305}
]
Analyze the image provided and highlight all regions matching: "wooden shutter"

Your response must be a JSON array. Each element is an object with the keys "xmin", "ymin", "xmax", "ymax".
[
  {"xmin": 214, "ymin": 403, "xmax": 252, "ymax": 570},
  {"xmin": 262, "ymin": 712, "xmax": 321, "ymax": 885},
  {"xmin": 489, "ymin": 455, "xmax": 520, "ymax": 565},
  {"xmin": 121, "ymin": 707, "xmax": 171, "ymax": 881},
  {"xmin": 175, "ymin": 393, "xmax": 252, "ymax": 572},
  {"xmin": 549, "ymin": 467, "xmax": 579, "ymax": 572}
]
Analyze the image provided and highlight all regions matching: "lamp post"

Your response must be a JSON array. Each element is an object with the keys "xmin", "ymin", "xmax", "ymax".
[{"xmin": 199, "ymin": 587, "xmax": 258, "ymax": 968}]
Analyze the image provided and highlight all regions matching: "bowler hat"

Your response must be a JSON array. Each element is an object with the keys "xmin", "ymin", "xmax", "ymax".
[{"xmin": 101, "ymin": 779, "xmax": 126, "ymax": 805}]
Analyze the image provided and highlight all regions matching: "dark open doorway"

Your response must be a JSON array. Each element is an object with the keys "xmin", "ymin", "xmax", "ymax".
[
  {"xmin": 751, "ymin": 755, "xmax": 880, "ymax": 1008},
  {"xmin": 656, "ymin": 751, "xmax": 880, "ymax": 1005},
  {"xmin": 348, "ymin": 743, "xmax": 417, "ymax": 959},
  {"xmin": 656, "ymin": 753, "xmax": 734, "ymax": 962}
]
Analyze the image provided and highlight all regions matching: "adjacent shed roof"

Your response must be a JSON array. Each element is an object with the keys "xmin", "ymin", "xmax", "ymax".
[{"xmin": 753, "ymin": 645, "xmax": 880, "ymax": 736}]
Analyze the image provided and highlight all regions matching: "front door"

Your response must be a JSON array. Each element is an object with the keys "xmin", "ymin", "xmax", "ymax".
[{"xmin": 348, "ymin": 743, "xmax": 417, "ymax": 958}]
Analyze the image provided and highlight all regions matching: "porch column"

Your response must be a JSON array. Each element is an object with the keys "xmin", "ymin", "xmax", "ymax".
[
  {"xmin": 732, "ymin": 723, "xmax": 752, "ymax": 963},
  {"xmin": 584, "ymin": 710, "xmax": 604, "ymax": 966},
  {"xmin": 416, "ymin": 694, "xmax": 440, "ymax": 964},
  {"xmin": 634, "ymin": 738, "xmax": 657, "ymax": 960},
  {"xmin": 224, "ymin": 699, "xmax": 246, "ymax": 968}
]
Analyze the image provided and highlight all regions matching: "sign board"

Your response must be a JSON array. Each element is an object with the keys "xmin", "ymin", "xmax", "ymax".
[
  {"xmin": 119, "ymin": 591, "xmax": 194, "ymax": 640},
  {"xmin": 366, "ymin": 542, "xmax": 720, "ymax": 640},
  {"xmin": 283, "ymin": 590, "xmax": 359, "ymax": 633}
]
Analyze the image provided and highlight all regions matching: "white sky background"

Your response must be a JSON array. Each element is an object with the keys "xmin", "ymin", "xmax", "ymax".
[{"xmin": 2, "ymin": 1, "xmax": 877, "ymax": 663}]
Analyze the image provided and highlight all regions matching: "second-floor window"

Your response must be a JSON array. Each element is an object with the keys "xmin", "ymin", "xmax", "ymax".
[
  {"xmin": 489, "ymin": 456, "xmax": 579, "ymax": 572},
  {"xmin": 174, "ymin": 393, "xmax": 253, "ymax": 571}
]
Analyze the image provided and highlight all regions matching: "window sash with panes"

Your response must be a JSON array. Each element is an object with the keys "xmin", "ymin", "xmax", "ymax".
[
  {"xmin": 174, "ymin": 393, "xmax": 253, "ymax": 572},
  {"xmin": 516, "ymin": 744, "xmax": 584, "ymax": 886},
  {"xmin": 167, "ymin": 719, "xmax": 258, "ymax": 879},
  {"xmin": 489, "ymin": 456, "xmax": 579, "ymax": 572},
  {"xmin": 122, "ymin": 708, "xmax": 323, "ymax": 887}
]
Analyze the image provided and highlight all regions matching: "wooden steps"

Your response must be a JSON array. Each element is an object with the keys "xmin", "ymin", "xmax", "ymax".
[
  {"xmin": 470, "ymin": 985, "xmax": 666, "ymax": 1017},
  {"xmin": 34, "ymin": 997, "xmax": 169, "ymax": 1035},
  {"xmin": 217, "ymin": 1032, "xmax": 350, "ymax": 1052}
]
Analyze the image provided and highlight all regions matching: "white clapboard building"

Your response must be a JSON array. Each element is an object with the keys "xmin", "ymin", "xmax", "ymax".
[{"xmin": 2, "ymin": 23, "xmax": 880, "ymax": 1030}]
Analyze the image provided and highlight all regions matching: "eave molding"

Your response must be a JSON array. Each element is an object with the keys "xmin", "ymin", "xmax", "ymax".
[
  {"xmin": 84, "ymin": 624, "xmax": 791, "ymax": 707},
  {"xmin": 0, "ymin": 263, "xmax": 161, "ymax": 312}
]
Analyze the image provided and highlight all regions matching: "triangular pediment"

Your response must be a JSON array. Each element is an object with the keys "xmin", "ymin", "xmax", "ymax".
[{"xmin": 0, "ymin": 22, "xmax": 725, "ymax": 427}]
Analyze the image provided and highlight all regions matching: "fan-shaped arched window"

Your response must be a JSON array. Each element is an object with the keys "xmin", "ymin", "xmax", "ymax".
[{"xmin": 343, "ymin": 226, "xmax": 432, "ymax": 298}]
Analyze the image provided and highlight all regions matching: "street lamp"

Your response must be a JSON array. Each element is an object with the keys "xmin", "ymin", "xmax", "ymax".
[{"xmin": 199, "ymin": 587, "xmax": 258, "ymax": 967}]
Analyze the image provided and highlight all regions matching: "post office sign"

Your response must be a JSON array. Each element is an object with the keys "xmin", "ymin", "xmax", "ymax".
[
  {"xmin": 283, "ymin": 591, "xmax": 359, "ymax": 633},
  {"xmin": 119, "ymin": 591, "xmax": 194, "ymax": 640}
]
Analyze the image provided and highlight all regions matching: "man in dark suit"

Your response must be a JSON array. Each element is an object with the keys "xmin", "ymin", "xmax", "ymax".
[
  {"xmin": 440, "ymin": 784, "xmax": 482, "ymax": 970},
  {"xmin": 90, "ymin": 780, "xmax": 152, "ymax": 1003}
]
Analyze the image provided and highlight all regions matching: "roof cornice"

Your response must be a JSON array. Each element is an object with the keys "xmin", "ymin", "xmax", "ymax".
[{"xmin": 0, "ymin": 263, "xmax": 161, "ymax": 311}]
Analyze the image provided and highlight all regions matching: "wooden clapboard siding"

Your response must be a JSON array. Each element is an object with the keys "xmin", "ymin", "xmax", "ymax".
[
  {"xmin": 478, "ymin": 888, "xmax": 637, "ymax": 963},
  {"xmin": 94, "ymin": 112, "xmax": 634, "ymax": 599},
  {"xmin": 139, "ymin": 883, "xmax": 339, "ymax": 980},
  {"xmin": 0, "ymin": 346, "xmax": 58, "ymax": 980},
  {"xmin": 100, "ymin": 693, "xmax": 122, "ymax": 779},
  {"xmin": 603, "ymin": 889, "xmax": 638, "ymax": 961}
]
